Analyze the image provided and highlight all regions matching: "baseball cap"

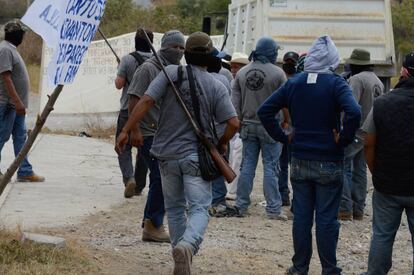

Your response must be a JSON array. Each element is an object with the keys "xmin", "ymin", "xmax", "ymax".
[
  {"xmin": 403, "ymin": 53, "xmax": 414, "ymax": 70},
  {"xmin": 4, "ymin": 19, "xmax": 28, "ymax": 34},
  {"xmin": 283, "ymin": 51, "xmax": 299, "ymax": 63},
  {"xmin": 185, "ymin": 32, "xmax": 213, "ymax": 54}
]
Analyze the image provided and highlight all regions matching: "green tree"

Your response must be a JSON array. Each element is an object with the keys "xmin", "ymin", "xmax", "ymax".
[{"xmin": 392, "ymin": 0, "xmax": 414, "ymax": 61}]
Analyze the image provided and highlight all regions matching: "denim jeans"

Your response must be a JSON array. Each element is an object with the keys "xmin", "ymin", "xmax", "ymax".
[
  {"xmin": 290, "ymin": 157, "xmax": 343, "ymax": 275},
  {"xmin": 340, "ymin": 139, "xmax": 367, "ymax": 215},
  {"xmin": 212, "ymin": 176, "xmax": 226, "ymax": 206},
  {"xmin": 279, "ymin": 143, "xmax": 290, "ymax": 203},
  {"xmin": 141, "ymin": 137, "xmax": 165, "ymax": 228},
  {"xmin": 236, "ymin": 123, "xmax": 283, "ymax": 215},
  {"xmin": 116, "ymin": 109, "xmax": 148, "ymax": 186},
  {"xmin": 0, "ymin": 103, "xmax": 33, "ymax": 177},
  {"xmin": 366, "ymin": 190, "xmax": 414, "ymax": 275},
  {"xmin": 159, "ymin": 153, "xmax": 211, "ymax": 254}
]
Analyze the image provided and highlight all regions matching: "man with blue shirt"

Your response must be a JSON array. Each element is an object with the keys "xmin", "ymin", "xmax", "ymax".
[{"xmin": 258, "ymin": 36, "xmax": 361, "ymax": 275}]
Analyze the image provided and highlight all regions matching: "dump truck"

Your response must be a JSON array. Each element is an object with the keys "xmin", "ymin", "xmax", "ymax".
[{"xmin": 225, "ymin": 0, "xmax": 396, "ymax": 89}]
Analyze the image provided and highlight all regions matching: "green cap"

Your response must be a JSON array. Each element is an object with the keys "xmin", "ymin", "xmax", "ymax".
[
  {"xmin": 4, "ymin": 19, "xmax": 28, "ymax": 34},
  {"xmin": 345, "ymin": 48, "xmax": 372, "ymax": 65},
  {"xmin": 185, "ymin": 32, "xmax": 213, "ymax": 54}
]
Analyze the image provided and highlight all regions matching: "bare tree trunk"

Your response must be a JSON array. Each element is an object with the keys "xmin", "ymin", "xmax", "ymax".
[{"xmin": 0, "ymin": 85, "xmax": 64, "ymax": 196}]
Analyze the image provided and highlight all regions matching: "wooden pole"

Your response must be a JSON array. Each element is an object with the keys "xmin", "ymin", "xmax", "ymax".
[{"xmin": 0, "ymin": 85, "xmax": 64, "ymax": 196}]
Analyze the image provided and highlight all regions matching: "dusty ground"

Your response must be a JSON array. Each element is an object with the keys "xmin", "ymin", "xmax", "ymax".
[{"xmin": 39, "ymin": 165, "xmax": 413, "ymax": 275}]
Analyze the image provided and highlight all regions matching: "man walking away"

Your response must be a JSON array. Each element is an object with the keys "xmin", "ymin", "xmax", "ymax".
[
  {"xmin": 279, "ymin": 51, "xmax": 299, "ymax": 206},
  {"xmin": 115, "ymin": 29, "xmax": 152, "ymax": 198},
  {"xmin": 232, "ymin": 37, "xmax": 287, "ymax": 220},
  {"xmin": 339, "ymin": 48, "xmax": 384, "ymax": 221},
  {"xmin": 258, "ymin": 36, "xmax": 361, "ymax": 275},
  {"xmin": 362, "ymin": 53, "xmax": 414, "ymax": 275},
  {"xmin": 116, "ymin": 32, "xmax": 239, "ymax": 275},
  {"xmin": 128, "ymin": 30, "xmax": 186, "ymax": 243},
  {"xmin": 0, "ymin": 20, "xmax": 44, "ymax": 183}
]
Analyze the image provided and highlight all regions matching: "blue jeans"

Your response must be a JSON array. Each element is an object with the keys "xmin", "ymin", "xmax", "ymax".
[
  {"xmin": 290, "ymin": 157, "xmax": 343, "ymax": 275},
  {"xmin": 236, "ymin": 123, "xmax": 283, "ymax": 215},
  {"xmin": 366, "ymin": 190, "xmax": 414, "ymax": 275},
  {"xmin": 212, "ymin": 176, "xmax": 227, "ymax": 206},
  {"xmin": 279, "ymin": 143, "xmax": 290, "ymax": 202},
  {"xmin": 340, "ymin": 139, "xmax": 367, "ymax": 214},
  {"xmin": 116, "ymin": 109, "xmax": 148, "ymax": 186},
  {"xmin": 159, "ymin": 153, "xmax": 211, "ymax": 254},
  {"xmin": 141, "ymin": 137, "xmax": 165, "ymax": 228},
  {"xmin": 0, "ymin": 104, "xmax": 33, "ymax": 177}
]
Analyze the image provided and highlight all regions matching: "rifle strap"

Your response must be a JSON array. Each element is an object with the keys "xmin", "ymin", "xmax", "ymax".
[{"xmin": 187, "ymin": 65, "xmax": 219, "ymax": 141}]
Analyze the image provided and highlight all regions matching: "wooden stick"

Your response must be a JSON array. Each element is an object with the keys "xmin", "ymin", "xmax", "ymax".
[
  {"xmin": 98, "ymin": 28, "xmax": 120, "ymax": 64},
  {"xmin": 0, "ymin": 85, "xmax": 64, "ymax": 196}
]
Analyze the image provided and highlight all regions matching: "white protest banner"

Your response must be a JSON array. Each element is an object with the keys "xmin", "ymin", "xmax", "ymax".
[{"xmin": 22, "ymin": 0, "xmax": 106, "ymax": 86}]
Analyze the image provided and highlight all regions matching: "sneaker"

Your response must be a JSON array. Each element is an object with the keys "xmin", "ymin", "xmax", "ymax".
[
  {"xmin": 142, "ymin": 219, "xmax": 170, "ymax": 243},
  {"xmin": 124, "ymin": 178, "xmax": 136, "ymax": 198},
  {"xmin": 172, "ymin": 244, "xmax": 193, "ymax": 275},
  {"xmin": 338, "ymin": 211, "xmax": 353, "ymax": 221},
  {"xmin": 234, "ymin": 206, "xmax": 249, "ymax": 218},
  {"xmin": 226, "ymin": 193, "xmax": 236, "ymax": 201},
  {"xmin": 267, "ymin": 213, "xmax": 288, "ymax": 221},
  {"xmin": 209, "ymin": 203, "xmax": 239, "ymax": 218},
  {"xmin": 17, "ymin": 173, "xmax": 45, "ymax": 182},
  {"xmin": 353, "ymin": 212, "xmax": 364, "ymax": 221}
]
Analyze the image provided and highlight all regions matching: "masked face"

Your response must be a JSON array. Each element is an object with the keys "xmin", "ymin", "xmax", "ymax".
[
  {"xmin": 6, "ymin": 30, "xmax": 25, "ymax": 47},
  {"xmin": 161, "ymin": 46, "xmax": 185, "ymax": 65},
  {"xmin": 282, "ymin": 62, "xmax": 297, "ymax": 76}
]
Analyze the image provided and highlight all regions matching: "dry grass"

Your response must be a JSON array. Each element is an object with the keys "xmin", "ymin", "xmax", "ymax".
[{"xmin": 0, "ymin": 229, "xmax": 99, "ymax": 275}]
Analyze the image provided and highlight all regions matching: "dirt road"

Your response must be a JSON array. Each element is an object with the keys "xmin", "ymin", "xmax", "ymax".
[{"xmin": 43, "ymin": 170, "xmax": 413, "ymax": 275}]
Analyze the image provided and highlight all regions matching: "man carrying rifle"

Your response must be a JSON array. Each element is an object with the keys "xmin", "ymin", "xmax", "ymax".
[
  {"xmin": 116, "ymin": 32, "xmax": 239, "ymax": 275},
  {"xmin": 127, "ymin": 30, "xmax": 185, "ymax": 243}
]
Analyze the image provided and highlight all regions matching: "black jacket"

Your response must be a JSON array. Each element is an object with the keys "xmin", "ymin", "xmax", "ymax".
[{"xmin": 373, "ymin": 77, "xmax": 414, "ymax": 196}]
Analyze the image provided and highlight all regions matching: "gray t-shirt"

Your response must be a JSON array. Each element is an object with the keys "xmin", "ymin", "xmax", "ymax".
[
  {"xmin": 211, "ymin": 72, "xmax": 232, "ymax": 137},
  {"xmin": 145, "ymin": 65, "xmax": 237, "ymax": 160},
  {"xmin": 362, "ymin": 109, "xmax": 376, "ymax": 134},
  {"xmin": 0, "ymin": 41, "xmax": 29, "ymax": 107},
  {"xmin": 219, "ymin": 67, "xmax": 233, "ymax": 84},
  {"xmin": 127, "ymin": 59, "xmax": 161, "ymax": 137},
  {"xmin": 232, "ymin": 61, "xmax": 286, "ymax": 124},
  {"xmin": 117, "ymin": 51, "xmax": 152, "ymax": 110},
  {"xmin": 349, "ymin": 71, "xmax": 384, "ymax": 125}
]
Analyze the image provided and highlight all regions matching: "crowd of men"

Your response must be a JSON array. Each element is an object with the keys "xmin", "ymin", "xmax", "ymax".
[{"xmin": 0, "ymin": 19, "xmax": 414, "ymax": 275}]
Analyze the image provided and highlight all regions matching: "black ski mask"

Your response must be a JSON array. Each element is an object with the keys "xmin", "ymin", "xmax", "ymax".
[{"xmin": 282, "ymin": 63, "xmax": 297, "ymax": 75}]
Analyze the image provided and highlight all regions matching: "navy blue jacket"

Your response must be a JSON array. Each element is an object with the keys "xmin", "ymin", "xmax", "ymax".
[{"xmin": 258, "ymin": 72, "xmax": 361, "ymax": 161}]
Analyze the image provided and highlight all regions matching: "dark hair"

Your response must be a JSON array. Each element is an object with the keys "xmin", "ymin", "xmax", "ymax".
[
  {"xmin": 5, "ymin": 30, "xmax": 25, "ymax": 46},
  {"xmin": 350, "ymin": 64, "xmax": 373, "ymax": 76},
  {"xmin": 207, "ymin": 56, "xmax": 222, "ymax": 73},
  {"xmin": 135, "ymin": 29, "xmax": 153, "ymax": 52},
  {"xmin": 185, "ymin": 51, "xmax": 212, "ymax": 67}
]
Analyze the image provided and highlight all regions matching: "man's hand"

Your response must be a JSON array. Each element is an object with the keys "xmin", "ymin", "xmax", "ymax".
[
  {"xmin": 333, "ymin": 129, "xmax": 340, "ymax": 144},
  {"xmin": 15, "ymin": 100, "xmax": 26, "ymax": 115},
  {"xmin": 115, "ymin": 130, "xmax": 129, "ymax": 155},
  {"xmin": 130, "ymin": 129, "xmax": 144, "ymax": 147}
]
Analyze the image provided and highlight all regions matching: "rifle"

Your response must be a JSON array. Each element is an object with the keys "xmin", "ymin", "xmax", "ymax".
[{"xmin": 141, "ymin": 30, "xmax": 236, "ymax": 183}]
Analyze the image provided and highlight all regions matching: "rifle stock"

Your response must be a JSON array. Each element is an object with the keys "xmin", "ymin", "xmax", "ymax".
[{"xmin": 200, "ymin": 136, "xmax": 236, "ymax": 183}]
